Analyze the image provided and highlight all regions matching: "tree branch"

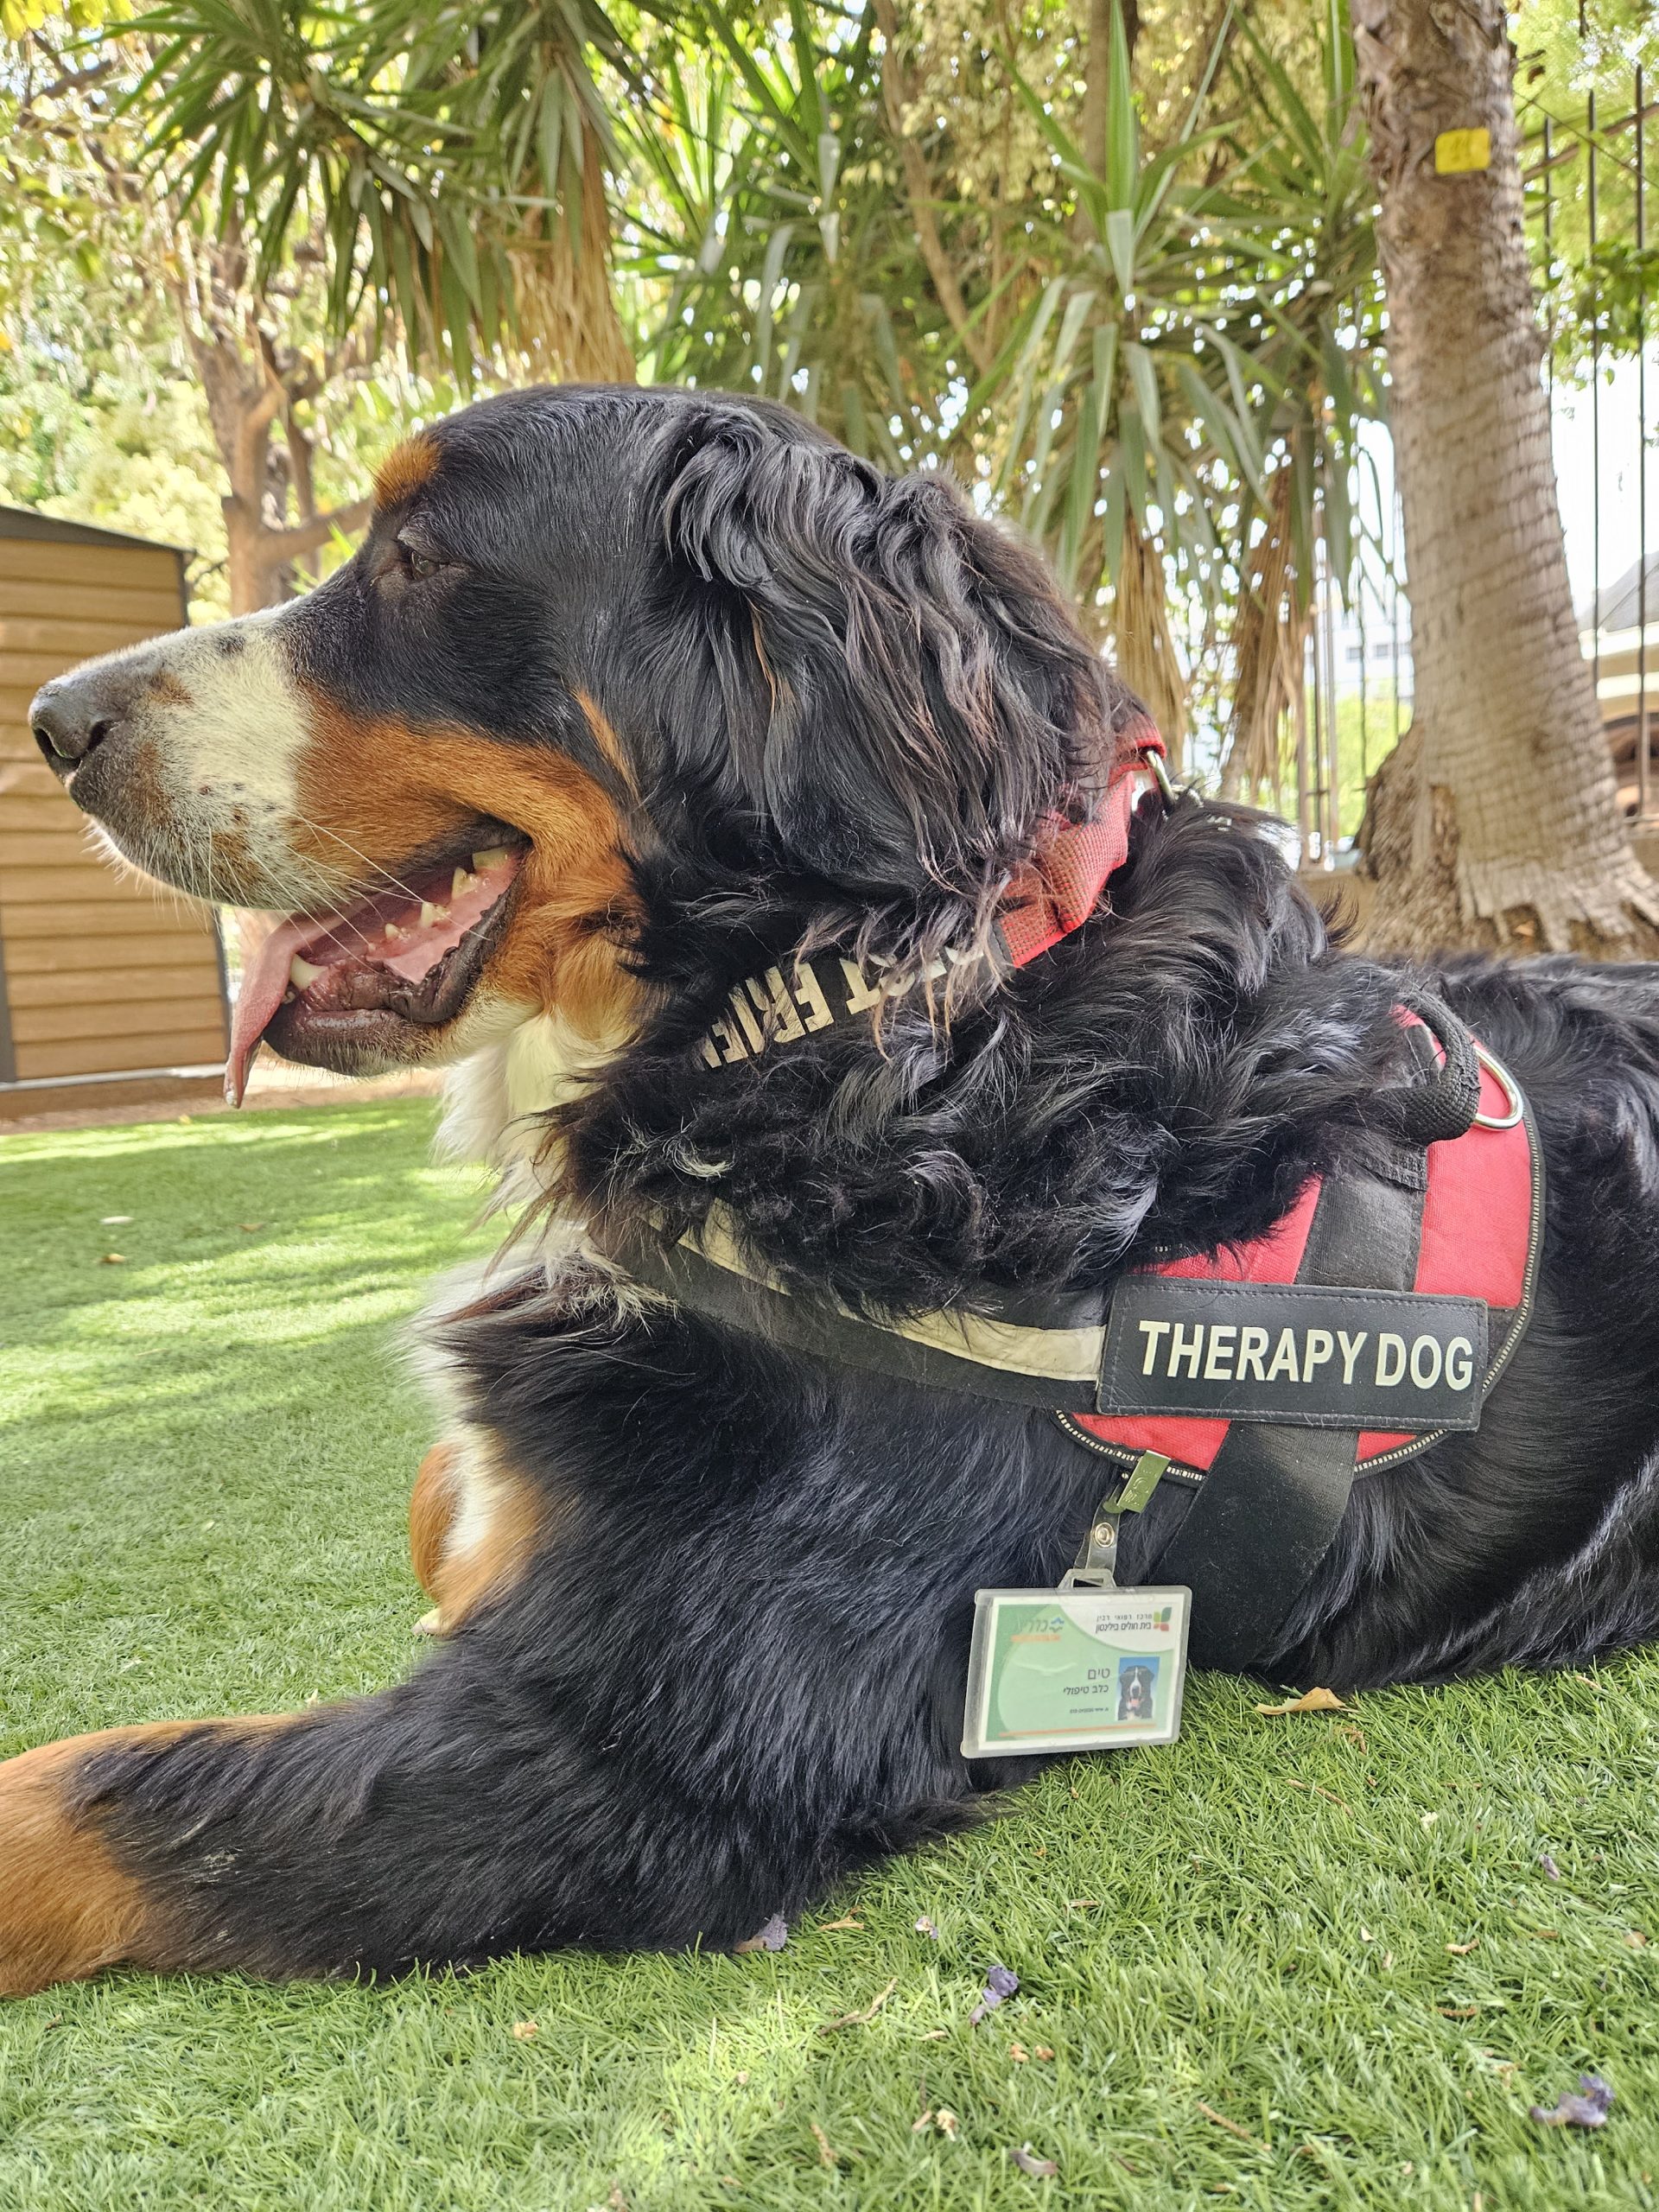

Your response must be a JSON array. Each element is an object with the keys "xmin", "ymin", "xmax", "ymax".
[
  {"xmin": 871, "ymin": 0, "xmax": 991, "ymax": 377},
  {"xmin": 260, "ymin": 498, "xmax": 372, "ymax": 560}
]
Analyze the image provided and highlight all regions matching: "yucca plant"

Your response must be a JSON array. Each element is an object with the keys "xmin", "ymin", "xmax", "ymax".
[
  {"xmin": 1214, "ymin": 0, "xmax": 1386, "ymax": 804},
  {"xmin": 988, "ymin": 0, "xmax": 1383, "ymax": 776},
  {"xmin": 619, "ymin": 1, "xmax": 963, "ymax": 471},
  {"xmin": 117, "ymin": 0, "xmax": 643, "ymax": 386}
]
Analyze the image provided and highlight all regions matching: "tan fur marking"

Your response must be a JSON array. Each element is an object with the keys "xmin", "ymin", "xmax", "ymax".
[
  {"xmin": 295, "ymin": 698, "xmax": 647, "ymax": 1046},
  {"xmin": 423, "ymin": 1452, "xmax": 543, "ymax": 1632},
  {"xmin": 409, "ymin": 1440, "xmax": 460, "ymax": 1599},
  {"xmin": 372, "ymin": 434, "xmax": 442, "ymax": 511},
  {"xmin": 0, "ymin": 1717, "xmax": 285, "ymax": 1996},
  {"xmin": 575, "ymin": 689, "xmax": 638, "ymax": 796}
]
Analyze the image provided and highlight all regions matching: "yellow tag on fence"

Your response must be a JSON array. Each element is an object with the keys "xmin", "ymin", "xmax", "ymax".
[{"xmin": 1434, "ymin": 128, "xmax": 1491, "ymax": 175}]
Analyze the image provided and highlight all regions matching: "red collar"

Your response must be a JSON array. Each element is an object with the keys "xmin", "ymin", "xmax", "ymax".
[{"xmin": 996, "ymin": 719, "xmax": 1167, "ymax": 968}]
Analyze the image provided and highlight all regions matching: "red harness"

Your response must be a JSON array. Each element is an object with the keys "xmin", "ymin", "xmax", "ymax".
[{"xmin": 1061, "ymin": 1044, "xmax": 1539, "ymax": 1481}]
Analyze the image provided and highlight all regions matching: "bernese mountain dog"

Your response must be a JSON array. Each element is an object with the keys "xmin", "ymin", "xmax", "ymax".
[{"xmin": 10, "ymin": 382, "xmax": 1659, "ymax": 1995}]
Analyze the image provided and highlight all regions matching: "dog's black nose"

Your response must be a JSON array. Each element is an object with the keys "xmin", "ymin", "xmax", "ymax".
[{"xmin": 30, "ymin": 674, "xmax": 127, "ymax": 778}]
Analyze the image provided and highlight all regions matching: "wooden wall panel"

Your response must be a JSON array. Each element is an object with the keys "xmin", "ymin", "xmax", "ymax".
[{"xmin": 0, "ymin": 518, "xmax": 227, "ymax": 1087}]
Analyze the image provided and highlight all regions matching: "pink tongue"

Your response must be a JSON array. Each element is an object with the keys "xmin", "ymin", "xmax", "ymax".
[
  {"xmin": 222, "ymin": 850, "xmax": 524, "ymax": 1105},
  {"xmin": 226, "ymin": 914, "xmax": 324, "ymax": 1107}
]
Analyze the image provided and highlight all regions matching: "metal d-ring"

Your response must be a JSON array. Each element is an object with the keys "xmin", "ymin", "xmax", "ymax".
[{"xmin": 1472, "ymin": 1043, "xmax": 1524, "ymax": 1130}]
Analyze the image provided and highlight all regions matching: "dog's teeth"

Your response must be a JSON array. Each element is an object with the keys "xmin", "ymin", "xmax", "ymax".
[
  {"xmin": 471, "ymin": 847, "xmax": 510, "ymax": 873},
  {"xmin": 385, "ymin": 921, "xmax": 404, "ymax": 942},
  {"xmin": 418, "ymin": 901, "xmax": 451, "ymax": 928},
  {"xmin": 452, "ymin": 867, "xmax": 477, "ymax": 896},
  {"xmin": 289, "ymin": 955, "xmax": 323, "ymax": 988}
]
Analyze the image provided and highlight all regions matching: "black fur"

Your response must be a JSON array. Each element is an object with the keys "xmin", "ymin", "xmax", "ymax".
[{"xmin": 67, "ymin": 386, "xmax": 1659, "ymax": 1980}]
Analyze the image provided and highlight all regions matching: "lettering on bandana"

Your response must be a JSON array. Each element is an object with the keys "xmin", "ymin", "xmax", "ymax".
[{"xmin": 1097, "ymin": 1280, "xmax": 1490, "ymax": 1431}]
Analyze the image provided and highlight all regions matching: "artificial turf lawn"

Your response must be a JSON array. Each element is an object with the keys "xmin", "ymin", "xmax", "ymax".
[{"xmin": 3, "ymin": 1104, "xmax": 1659, "ymax": 2209}]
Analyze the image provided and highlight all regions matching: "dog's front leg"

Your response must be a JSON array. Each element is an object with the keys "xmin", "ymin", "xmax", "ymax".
[
  {"xmin": 0, "ymin": 1675, "xmax": 574, "ymax": 1993},
  {"xmin": 0, "ymin": 1719, "xmax": 285, "ymax": 1994}
]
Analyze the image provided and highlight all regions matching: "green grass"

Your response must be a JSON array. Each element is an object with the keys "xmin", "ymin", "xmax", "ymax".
[{"xmin": 4, "ymin": 1101, "xmax": 1659, "ymax": 2209}]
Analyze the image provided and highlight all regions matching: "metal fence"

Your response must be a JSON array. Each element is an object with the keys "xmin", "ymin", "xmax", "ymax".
[{"xmin": 1281, "ymin": 13, "xmax": 1653, "ymax": 868}]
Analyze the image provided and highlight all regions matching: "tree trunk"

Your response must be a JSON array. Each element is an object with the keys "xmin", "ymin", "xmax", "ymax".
[
  {"xmin": 1351, "ymin": 0, "xmax": 1659, "ymax": 954},
  {"xmin": 172, "ymin": 236, "xmax": 371, "ymax": 617}
]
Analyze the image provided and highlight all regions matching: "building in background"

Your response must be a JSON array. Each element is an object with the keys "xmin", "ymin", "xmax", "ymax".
[{"xmin": 0, "ymin": 505, "xmax": 228, "ymax": 1117}]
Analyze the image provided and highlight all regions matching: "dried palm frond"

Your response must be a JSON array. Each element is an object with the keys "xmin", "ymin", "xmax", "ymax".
[
  {"xmin": 510, "ymin": 127, "xmax": 635, "ymax": 384},
  {"xmin": 1222, "ymin": 467, "xmax": 1316, "ymax": 803},
  {"xmin": 1110, "ymin": 515, "xmax": 1189, "ymax": 766}
]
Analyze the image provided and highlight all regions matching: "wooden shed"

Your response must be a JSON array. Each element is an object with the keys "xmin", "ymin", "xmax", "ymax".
[{"xmin": 0, "ymin": 506, "xmax": 228, "ymax": 1112}]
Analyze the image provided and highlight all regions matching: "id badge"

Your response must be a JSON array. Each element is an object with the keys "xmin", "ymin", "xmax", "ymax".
[{"xmin": 961, "ymin": 1583, "xmax": 1192, "ymax": 1758}]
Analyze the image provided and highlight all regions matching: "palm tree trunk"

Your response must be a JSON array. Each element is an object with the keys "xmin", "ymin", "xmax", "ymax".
[{"xmin": 1351, "ymin": 0, "xmax": 1659, "ymax": 952}]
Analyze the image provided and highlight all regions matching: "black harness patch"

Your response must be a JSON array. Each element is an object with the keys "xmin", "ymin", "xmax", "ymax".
[{"xmin": 1098, "ymin": 1279, "xmax": 1489, "ymax": 1432}]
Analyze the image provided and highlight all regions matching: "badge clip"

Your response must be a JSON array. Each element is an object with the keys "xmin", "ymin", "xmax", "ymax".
[{"xmin": 1059, "ymin": 1451, "xmax": 1168, "ymax": 1592}]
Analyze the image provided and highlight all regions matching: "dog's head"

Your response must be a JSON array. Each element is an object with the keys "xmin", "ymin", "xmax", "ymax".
[{"xmin": 30, "ymin": 385, "xmax": 1135, "ymax": 1102}]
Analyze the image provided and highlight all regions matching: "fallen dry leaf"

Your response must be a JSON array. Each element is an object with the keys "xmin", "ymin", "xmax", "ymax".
[
  {"xmin": 1421, "ymin": 1812, "xmax": 1440, "ymax": 1830},
  {"xmin": 1197, "ymin": 2101, "xmax": 1264, "ymax": 2147},
  {"xmin": 1255, "ymin": 1687, "xmax": 1346, "ymax": 1716},
  {"xmin": 239, "ymin": 1221, "xmax": 265, "ymax": 1233},
  {"xmin": 818, "ymin": 1915, "xmax": 863, "ymax": 1931},
  {"xmin": 1446, "ymin": 1939, "xmax": 1480, "ymax": 1955},
  {"xmin": 810, "ymin": 2120, "xmax": 838, "ymax": 2167},
  {"xmin": 1530, "ymin": 2074, "xmax": 1614, "ymax": 2129},
  {"xmin": 1624, "ymin": 1929, "xmax": 1649, "ymax": 1949},
  {"xmin": 1335, "ymin": 1724, "xmax": 1368, "ymax": 1749},
  {"xmin": 935, "ymin": 2109, "xmax": 959, "ymax": 2140},
  {"xmin": 511, "ymin": 2019, "xmax": 537, "ymax": 2040},
  {"xmin": 99, "ymin": 1253, "xmax": 126, "ymax": 1265},
  {"xmin": 1539, "ymin": 1852, "xmax": 1561, "ymax": 1882},
  {"xmin": 607, "ymin": 2190, "xmax": 629, "ymax": 2212},
  {"xmin": 1034, "ymin": 2045, "xmax": 1055, "ymax": 2061},
  {"xmin": 1009, "ymin": 2043, "xmax": 1029, "ymax": 2063},
  {"xmin": 1437, "ymin": 2005, "xmax": 1481, "ymax": 2018},
  {"xmin": 1067, "ymin": 1898, "xmax": 1101, "ymax": 1911},
  {"xmin": 914, "ymin": 1914, "xmax": 939, "ymax": 1940},
  {"xmin": 1009, "ymin": 2144, "xmax": 1058, "ymax": 2178},
  {"xmin": 734, "ymin": 2070, "xmax": 749, "ymax": 2085},
  {"xmin": 817, "ymin": 1977, "xmax": 896, "ymax": 2034}
]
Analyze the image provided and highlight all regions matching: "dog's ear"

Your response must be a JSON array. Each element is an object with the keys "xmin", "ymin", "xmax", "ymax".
[{"xmin": 659, "ymin": 414, "xmax": 1127, "ymax": 912}]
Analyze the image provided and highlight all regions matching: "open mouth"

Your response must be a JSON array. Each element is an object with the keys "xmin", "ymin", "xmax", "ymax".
[{"xmin": 226, "ymin": 834, "xmax": 527, "ymax": 1103}]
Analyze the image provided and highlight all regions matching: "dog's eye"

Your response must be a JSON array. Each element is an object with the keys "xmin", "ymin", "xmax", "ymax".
[{"xmin": 397, "ymin": 538, "xmax": 442, "ymax": 582}]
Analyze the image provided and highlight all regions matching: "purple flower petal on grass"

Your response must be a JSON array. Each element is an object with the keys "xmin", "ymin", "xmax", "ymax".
[
  {"xmin": 1009, "ymin": 2143, "xmax": 1058, "ymax": 2177},
  {"xmin": 736, "ymin": 1914, "xmax": 789, "ymax": 1954},
  {"xmin": 969, "ymin": 1962, "xmax": 1020, "ymax": 2024},
  {"xmin": 915, "ymin": 1915, "xmax": 940, "ymax": 1940},
  {"xmin": 1530, "ymin": 2074, "xmax": 1614, "ymax": 2128}
]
